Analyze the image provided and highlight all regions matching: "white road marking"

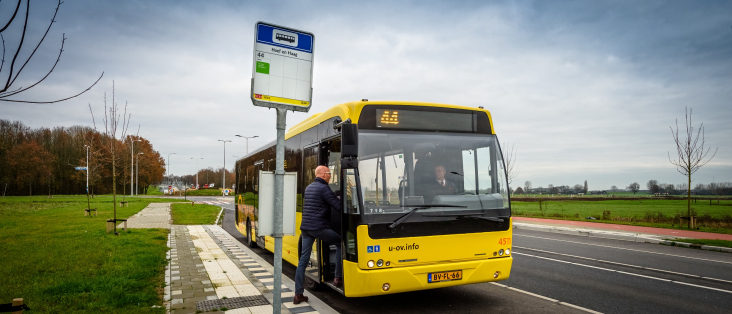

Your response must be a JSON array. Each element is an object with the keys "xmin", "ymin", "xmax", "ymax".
[
  {"xmin": 513, "ymin": 252, "xmax": 732, "ymax": 294},
  {"xmin": 490, "ymin": 282, "xmax": 603, "ymax": 313},
  {"xmin": 515, "ymin": 233, "xmax": 732, "ymax": 264},
  {"xmin": 514, "ymin": 245, "xmax": 732, "ymax": 284}
]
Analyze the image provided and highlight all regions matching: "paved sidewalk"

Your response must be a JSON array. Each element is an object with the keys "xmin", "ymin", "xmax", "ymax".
[
  {"xmin": 124, "ymin": 202, "xmax": 172, "ymax": 229},
  {"xmin": 168, "ymin": 224, "xmax": 332, "ymax": 314},
  {"xmin": 514, "ymin": 216, "xmax": 732, "ymax": 240}
]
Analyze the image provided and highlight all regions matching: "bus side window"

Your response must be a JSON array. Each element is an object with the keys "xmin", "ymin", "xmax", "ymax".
[
  {"xmin": 345, "ymin": 170, "xmax": 359, "ymax": 214},
  {"xmin": 345, "ymin": 169, "xmax": 359, "ymax": 258}
]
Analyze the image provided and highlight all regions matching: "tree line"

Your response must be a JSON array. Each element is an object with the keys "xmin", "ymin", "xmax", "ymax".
[
  {"xmin": 0, "ymin": 119, "xmax": 166, "ymax": 196},
  {"xmin": 514, "ymin": 180, "xmax": 589, "ymax": 195},
  {"xmin": 165, "ymin": 168, "xmax": 235, "ymax": 190},
  {"xmin": 644, "ymin": 180, "xmax": 732, "ymax": 196}
]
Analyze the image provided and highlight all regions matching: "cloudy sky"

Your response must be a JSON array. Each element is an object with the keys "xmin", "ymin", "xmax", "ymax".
[{"xmin": 1, "ymin": 0, "xmax": 730, "ymax": 190}]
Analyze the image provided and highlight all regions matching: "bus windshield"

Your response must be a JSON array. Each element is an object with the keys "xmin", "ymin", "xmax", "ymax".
[{"xmin": 358, "ymin": 131, "xmax": 510, "ymax": 217}]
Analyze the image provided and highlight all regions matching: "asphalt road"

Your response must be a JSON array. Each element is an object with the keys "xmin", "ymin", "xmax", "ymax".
[{"xmin": 191, "ymin": 197, "xmax": 732, "ymax": 314}]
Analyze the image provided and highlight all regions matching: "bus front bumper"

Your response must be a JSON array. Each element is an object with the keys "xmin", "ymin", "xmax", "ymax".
[{"xmin": 343, "ymin": 256, "xmax": 512, "ymax": 297}]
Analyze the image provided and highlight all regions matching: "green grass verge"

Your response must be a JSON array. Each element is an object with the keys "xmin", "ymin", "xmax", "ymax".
[
  {"xmin": 669, "ymin": 239, "xmax": 732, "ymax": 248},
  {"xmin": 183, "ymin": 189, "xmax": 224, "ymax": 196},
  {"xmin": 145, "ymin": 188, "xmax": 163, "ymax": 195},
  {"xmin": 513, "ymin": 199, "xmax": 732, "ymax": 235},
  {"xmin": 0, "ymin": 195, "xmax": 186, "ymax": 313},
  {"xmin": 170, "ymin": 203, "xmax": 222, "ymax": 225}
]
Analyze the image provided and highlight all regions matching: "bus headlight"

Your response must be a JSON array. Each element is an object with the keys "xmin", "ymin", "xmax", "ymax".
[
  {"xmin": 494, "ymin": 271, "xmax": 501, "ymax": 279},
  {"xmin": 505, "ymin": 248, "xmax": 511, "ymax": 255},
  {"xmin": 498, "ymin": 249, "xmax": 504, "ymax": 256},
  {"xmin": 368, "ymin": 260, "xmax": 375, "ymax": 268},
  {"xmin": 386, "ymin": 261, "xmax": 391, "ymax": 266},
  {"xmin": 382, "ymin": 283, "xmax": 391, "ymax": 291},
  {"xmin": 377, "ymin": 259, "xmax": 384, "ymax": 267}
]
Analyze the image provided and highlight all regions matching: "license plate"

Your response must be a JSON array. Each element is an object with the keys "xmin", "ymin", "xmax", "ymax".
[{"xmin": 428, "ymin": 270, "xmax": 462, "ymax": 283}]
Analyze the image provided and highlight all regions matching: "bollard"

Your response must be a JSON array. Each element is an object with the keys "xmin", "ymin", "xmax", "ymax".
[{"xmin": 12, "ymin": 298, "xmax": 23, "ymax": 314}]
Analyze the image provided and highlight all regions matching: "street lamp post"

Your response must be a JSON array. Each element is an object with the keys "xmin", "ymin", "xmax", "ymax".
[
  {"xmin": 191, "ymin": 157, "xmax": 203, "ymax": 189},
  {"xmin": 218, "ymin": 140, "xmax": 232, "ymax": 191},
  {"xmin": 131, "ymin": 139, "xmax": 141, "ymax": 196},
  {"xmin": 235, "ymin": 135, "xmax": 258, "ymax": 155},
  {"xmin": 84, "ymin": 144, "xmax": 90, "ymax": 211},
  {"xmin": 137, "ymin": 152, "xmax": 144, "ymax": 195},
  {"xmin": 167, "ymin": 153, "xmax": 177, "ymax": 185}
]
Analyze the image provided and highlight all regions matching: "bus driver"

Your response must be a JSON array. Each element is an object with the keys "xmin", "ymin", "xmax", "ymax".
[{"xmin": 431, "ymin": 165, "xmax": 457, "ymax": 197}]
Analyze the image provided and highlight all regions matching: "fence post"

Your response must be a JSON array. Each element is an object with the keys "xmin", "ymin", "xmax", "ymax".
[{"xmin": 12, "ymin": 298, "xmax": 23, "ymax": 314}]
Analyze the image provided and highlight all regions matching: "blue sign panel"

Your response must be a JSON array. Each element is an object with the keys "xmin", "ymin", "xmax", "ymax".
[
  {"xmin": 256, "ymin": 23, "xmax": 313, "ymax": 53},
  {"xmin": 75, "ymin": 167, "xmax": 87, "ymax": 171},
  {"xmin": 366, "ymin": 245, "xmax": 380, "ymax": 253}
]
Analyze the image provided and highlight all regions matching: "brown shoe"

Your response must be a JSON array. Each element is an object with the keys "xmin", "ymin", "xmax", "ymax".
[
  {"xmin": 333, "ymin": 277, "xmax": 343, "ymax": 287},
  {"xmin": 293, "ymin": 294, "xmax": 309, "ymax": 304}
]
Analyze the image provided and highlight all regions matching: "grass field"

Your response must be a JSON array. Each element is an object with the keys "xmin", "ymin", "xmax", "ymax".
[
  {"xmin": 512, "ymin": 198, "xmax": 732, "ymax": 234},
  {"xmin": 182, "ymin": 189, "xmax": 224, "ymax": 196},
  {"xmin": 170, "ymin": 203, "xmax": 222, "ymax": 224},
  {"xmin": 0, "ymin": 195, "xmax": 185, "ymax": 313}
]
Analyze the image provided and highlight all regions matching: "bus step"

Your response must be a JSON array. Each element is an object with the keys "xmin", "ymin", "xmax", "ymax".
[{"xmin": 323, "ymin": 280, "xmax": 344, "ymax": 295}]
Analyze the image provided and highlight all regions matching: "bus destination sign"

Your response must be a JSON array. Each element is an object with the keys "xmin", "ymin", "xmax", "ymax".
[{"xmin": 251, "ymin": 22, "xmax": 314, "ymax": 112}]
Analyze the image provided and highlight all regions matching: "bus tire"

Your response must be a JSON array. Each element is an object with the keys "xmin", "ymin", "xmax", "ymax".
[
  {"xmin": 246, "ymin": 220, "xmax": 257, "ymax": 248},
  {"xmin": 305, "ymin": 275, "xmax": 321, "ymax": 290}
]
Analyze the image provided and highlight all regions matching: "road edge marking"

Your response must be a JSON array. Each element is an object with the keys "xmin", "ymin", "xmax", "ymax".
[
  {"xmin": 514, "ymin": 251, "xmax": 732, "ymax": 294},
  {"xmin": 514, "ymin": 245, "xmax": 732, "ymax": 284},
  {"xmin": 490, "ymin": 282, "xmax": 603, "ymax": 313},
  {"xmin": 515, "ymin": 233, "xmax": 732, "ymax": 265}
]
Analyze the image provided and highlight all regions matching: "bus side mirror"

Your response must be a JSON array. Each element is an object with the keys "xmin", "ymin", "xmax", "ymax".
[
  {"xmin": 342, "ymin": 124, "xmax": 358, "ymax": 158},
  {"xmin": 341, "ymin": 123, "xmax": 358, "ymax": 169}
]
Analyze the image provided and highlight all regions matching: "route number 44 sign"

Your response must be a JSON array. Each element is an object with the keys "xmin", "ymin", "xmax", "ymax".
[{"xmin": 250, "ymin": 22, "xmax": 314, "ymax": 112}]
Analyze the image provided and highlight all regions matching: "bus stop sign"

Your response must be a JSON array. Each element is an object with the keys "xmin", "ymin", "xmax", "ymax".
[{"xmin": 250, "ymin": 22, "xmax": 314, "ymax": 113}]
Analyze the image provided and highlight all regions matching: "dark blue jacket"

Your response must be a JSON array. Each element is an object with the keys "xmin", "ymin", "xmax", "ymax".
[{"xmin": 301, "ymin": 177, "xmax": 341, "ymax": 231}]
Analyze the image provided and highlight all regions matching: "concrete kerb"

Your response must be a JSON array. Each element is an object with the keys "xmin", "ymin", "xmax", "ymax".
[
  {"xmin": 513, "ymin": 222, "xmax": 732, "ymax": 253},
  {"xmin": 214, "ymin": 207, "xmax": 225, "ymax": 226},
  {"xmin": 208, "ymin": 225, "xmax": 339, "ymax": 314}
]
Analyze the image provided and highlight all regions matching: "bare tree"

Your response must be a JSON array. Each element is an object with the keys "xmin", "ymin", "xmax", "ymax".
[
  {"xmin": 669, "ymin": 107, "xmax": 717, "ymax": 226},
  {"xmin": 573, "ymin": 184, "xmax": 583, "ymax": 193},
  {"xmin": 628, "ymin": 182, "xmax": 640, "ymax": 195},
  {"xmin": 524, "ymin": 181, "xmax": 532, "ymax": 194},
  {"xmin": 90, "ymin": 81, "xmax": 130, "ymax": 235},
  {"xmin": 646, "ymin": 179, "xmax": 659, "ymax": 194},
  {"xmin": 0, "ymin": 0, "xmax": 103, "ymax": 103},
  {"xmin": 501, "ymin": 142, "xmax": 519, "ymax": 186}
]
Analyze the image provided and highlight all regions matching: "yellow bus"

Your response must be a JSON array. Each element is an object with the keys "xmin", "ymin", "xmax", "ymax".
[{"xmin": 234, "ymin": 100, "xmax": 512, "ymax": 297}]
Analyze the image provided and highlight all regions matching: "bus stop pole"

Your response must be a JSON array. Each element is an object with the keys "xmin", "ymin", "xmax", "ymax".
[{"xmin": 273, "ymin": 107, "xmax": 286, "ymax": 313}]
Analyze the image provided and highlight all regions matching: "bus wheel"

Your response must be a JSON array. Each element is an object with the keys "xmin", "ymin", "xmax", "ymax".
[
  {"xmin": 305, "ymin": 275, "xmax": 322, "ymax": 290},
  {"xmin": 246, "ymin": 220, "xmax": 257, "ymax": 248}
]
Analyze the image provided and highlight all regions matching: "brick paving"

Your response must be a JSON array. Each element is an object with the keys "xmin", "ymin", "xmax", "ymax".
[
  {"xmin": 114, "ymin": 200, "xmax": 333, "ymax": 313},
  {"xmin": 168, "ymin": 225, "xmax": 217, "ymax": 313},
  {"xmin": 167, "ymin": 224, "xmax": 325, "ymax": 314}
]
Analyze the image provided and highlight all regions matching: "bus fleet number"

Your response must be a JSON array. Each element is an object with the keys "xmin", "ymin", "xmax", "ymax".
[{"xmin": 498, "ymin": 238, "xmax": 512, "ymax": 245}]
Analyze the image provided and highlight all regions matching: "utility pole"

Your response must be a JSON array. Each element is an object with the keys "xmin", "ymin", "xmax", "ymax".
[
  {"xmin": 131, "ymin": 139, "xmax": 141, "ymax": 196},
  {"xmin": 84, "ymin": 144, "xmax": 90, "ymax": 211},
  {"xmin": 218, "ymin": 140, "xmax": 232, "ymax": 190},
  {"xmin": 235, "ymin": 135, "xmax": 258, "ymax": 155},
  {"xmin": 137, "ymin": 152, "xmax": 144, "ymax": 195},
  {"xmin": 191, "ymin": 158, "xmax": 203, "ymax": 189}
]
